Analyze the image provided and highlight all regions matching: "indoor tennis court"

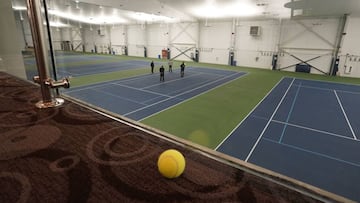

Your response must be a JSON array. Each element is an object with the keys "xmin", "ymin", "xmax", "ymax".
[
  {"xmin": 2, "ymin": 0, "xmax": 360, "ymax": 202},
  {"xmin": 217, "ymin": 78, "xmax": 360, "ymax": 201},
  {"xmin": 65, "ymin": 67, "xmax": 245, "ymax": 120}
]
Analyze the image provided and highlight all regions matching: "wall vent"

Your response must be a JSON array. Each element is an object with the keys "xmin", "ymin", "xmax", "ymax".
[{"xmin": 250, "ymin": 26, "xmax": 261, "ymax": 36}]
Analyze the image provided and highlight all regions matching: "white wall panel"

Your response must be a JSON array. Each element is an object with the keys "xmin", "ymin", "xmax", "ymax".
[
  {"xmin": 235, "ymin": 20, "xmax": 280, "ymax": 69},
  {"xmin": 14, "ymin": 5, "xmax": 360, "ymax": 78},
  {"xmin": 110, "ymin": 26, "xmax": 126, "ymax": 45},
  {"xmin": 147, "ymin": 24, "xmax": 168, "ymax": 58},
  {"xmin": 50, "ymin": 28, "xmax": 62, "ymax": 51},
  {"xmin": 128, "ymin": 24, "xmax": 146, "ymax": 57},
  {"xmin": 82, "ymin": 26, "xmax": 111, "ymax": 53},
  {"xmin": 339, "ymin": 16, "xmax": 360, "ymax": 78},
  {"xmin": 277, "ymin": 18, "xmax": 339, "ymax": 74},
  {"xmin": 199, "ymin": 21, "xmax": 232, "ymax": 65},
  {"xmin": 280, "ymin": 18, "xmax": 338, "ymax": 50},
  {"xmin": 83, "ymin": 29, "xmax": 95, "ymax": 52},
  {"xmin": 110, "ymin": 26, "xmax": 126, "ymax": 55},
  {"xmin": 169, "ymin": 22, "xmax": 199, "ymax": 62},
  {"xmin": 170, "ymin": 22, "xmax": 198, "ymax": 45},
  {"xmin": 342, "ymin": 17, "xmax": 360, "ymax": 55},
  {"xmin": 61, "ymin": 28, "xmax": 71, "ymax": 41},
  {"xmin": 0, "ymin": 0, "xmax": 26, "ymax": 78}
]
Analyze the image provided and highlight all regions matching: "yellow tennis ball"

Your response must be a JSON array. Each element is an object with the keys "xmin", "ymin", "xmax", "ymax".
[{"xmin": 157, "ymin": 149, "xmax": 186, "ymax": 178}]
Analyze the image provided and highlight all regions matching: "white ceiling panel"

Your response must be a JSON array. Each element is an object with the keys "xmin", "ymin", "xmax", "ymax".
[{"xmin": 12, "ymin": 0, "xmax": 360, "ymax": 27}]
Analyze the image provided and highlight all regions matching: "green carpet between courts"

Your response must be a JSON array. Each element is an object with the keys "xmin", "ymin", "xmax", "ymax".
[
  {"xmin": 142, "ymin": 71, "xmax": 282, "ymax": 148},
  {"xmin": 35, "ymin": 53, "xmax": 360, "ymax": 150}
]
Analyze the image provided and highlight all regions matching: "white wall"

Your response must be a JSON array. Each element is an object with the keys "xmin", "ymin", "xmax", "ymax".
[
  {"xmin": 16, "ymin": 8, "xmax": 360, "ymax": 78},
  {"xmin": 199, "ymin": 21, "xmax": 232, "ymax": 65},
  {"xmin": 110, "ymin": 25, "xmax": 126, "ymax": 55},
  {"xmin": 170, "ymin": 22, "xmax": 199, "ymax": 62},
  {"xmin": 0, "ymin": 0, "xmax": 26, "ymax": 79},
  {"xmin": 278, "ymin": 18, "xmax": 339, "ymax": 74},
  {"xmin": 128, "ymin": 24, "xmax": 146, "ymax": 57},
  {"xmin": 235, "ymin": 20, "xmax": 280, "ymax": 69},
  {"xmin": 82, "ymin": 25, "xmax": 111, "ymax": 53},
  {"xmin": 50, "ymin": 28, "xmax": 62, "ymax": 51},
  {"xmin": 147, "ymin": 23, "xmax": 168, "ymax": 58},
  {"xmin": 83, "ymin": 29, "xmax": 96, "ymax": 52},
  {"xmin": 338, "ymin": 16, "xmax": 360, "ymax": 77},
  {"xmin": 100, "ymin": 17, "xmax": 359, "ymax": 78},
  {"xmin": 13, "ymin": 11, "xmax": 33, "ymax": 50}
]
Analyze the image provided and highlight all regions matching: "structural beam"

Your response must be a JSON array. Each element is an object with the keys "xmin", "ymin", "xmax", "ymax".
[{"xmin": 330, "ymin": 14, "xmax": 348, "ymax": 75}]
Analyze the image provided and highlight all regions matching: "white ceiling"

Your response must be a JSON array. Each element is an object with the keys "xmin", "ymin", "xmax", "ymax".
[
  {"xmin": 12, "ymin": 0, "xmax": 360, "ymax": 26},
  {"xmin": 81, "ymin": 0, "xmax": 360, "ymax": 20}
]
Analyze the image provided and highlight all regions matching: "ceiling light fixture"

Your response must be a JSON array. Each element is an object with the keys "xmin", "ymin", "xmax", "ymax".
[
  {"xmin": 192, "ymin": 1, "xmax": 262, "ymax": 18},
  {"xmin": 48, "ymin": 10, "xmax": 128, "ymax": 24},
  {"xmin": 44, "ymin": 21, "xmax": 69, "ymax": 27},
  {"xmin": 12, "ymin": 6, "xmax": 27, "ymax": 10},
  {"xmin": 128, "ymin": 12, "xmax": 174, "ymax": 23}
]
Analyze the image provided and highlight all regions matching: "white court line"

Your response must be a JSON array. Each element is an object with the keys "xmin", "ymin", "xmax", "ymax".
[
  {"xmin": 334, "ymin": 90, "xmax": 357, "ymax": 140},
  {"xmin": 57, "ymin": 70, "xmax": 80, "ymax": 77},
  {"xmin": 293, "ymin": 84, "xmax": 360, "ymax": 95},
  {"xmin": 187, "ymin": 67, "xmax": 237, "ymax": 77},
  {"xmin": 272, "ymin": 119, "xmax": 360, "ymax": 142},
  {"xmin": 292, "ymin": 77, "xmax": 360, "ymax": 87},
  {"xmin": 252, "ymin": 113, "xmax": 351, "ymax": 140},
  {"xmin": 245, "ymin": 78, "xmax": 295, "ymax": 162},
  {"xmin": 110, "ymin": 82, "xmax": 171, "ymax": 98},
  {"xmin": 142, "ymin": 95, "xmax": 181, "ymax": 104},
  {"xmin": 92, "ymin": 88, "xmax": 147, "ymax": 106},
  {"xmin": 114, "ymin": 73, "xmax": 156, "ymax": 83},
  {"xmin": 141, "ymin": 72, "xmax": 202, "ymax": 89},
  {"xmin": 149, "ymin": 75, "xmax": 218, "ymax": 96},
  {"xmin": 125, "ymin": 71, "xmax": 243, "ymax": 117},
  {"xmin": 112, "ymin": 67, "xmax": 199, "ymax": 85},
  {"xmin": 108, "ymin": 83, "xmax": 176, "ymax": 105},
  {"xmin": 215, "ymin": 77, "xmax": 285, "ymax": 150},
  {"xmin": 112, "ymin": 72, "xmax": 217, "ymax": 102},
  {"xmin": 66, "ymin": 82, "xmax": 115, "ymax": 93},
  {"xmin": 134, "ymin": 72, "xmax": 246, "ymax": 120},
  {"xmin": 263, "ymin": 137, "xmax": 360, "ymax": 168}
]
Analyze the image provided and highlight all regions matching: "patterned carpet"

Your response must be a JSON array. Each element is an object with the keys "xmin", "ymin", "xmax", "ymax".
[{"xmin": 0, "ymin": 71, "xmax": 344, "ymax": 202}]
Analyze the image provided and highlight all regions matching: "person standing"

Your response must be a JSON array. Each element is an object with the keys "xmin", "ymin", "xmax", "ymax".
[
  {"xmin": 160, "ymin": 65, "xmax": 165, "ymax": 82},
  {"xmin": 168, "ymin": 60, "xmax": 173, "ymax": 72},
  {"xmin": 150, "ymin": 61, "xmax": 154, "ymax": 74},
  {"xmin": 180, "ymin": 62, "xmax": 185, "ymax": 77}
]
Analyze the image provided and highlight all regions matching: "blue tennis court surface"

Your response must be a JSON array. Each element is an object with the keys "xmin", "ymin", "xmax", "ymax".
[
  {"xmin": 64, "ymin": 67, "xmax": 245, "ymax": 121},
  {"xmin": 23, "ymin": 54, "xmax": 157, "ymax": 80},
  {"xmin": 23, "ymin": 54, "xmax": 115, "ymax": 65},
  {"xmin": 56, "ymin": 60, "xmax": 153, "ymax": 77},
  {"xmin": 217, "ymin": 77, "xmax": 360, "ymax": 202}
]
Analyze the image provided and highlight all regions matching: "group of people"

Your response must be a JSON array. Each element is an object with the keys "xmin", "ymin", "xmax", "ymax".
[{"xmin": 151, "ymin": 60, "xmax": 185, "ymax": 82}]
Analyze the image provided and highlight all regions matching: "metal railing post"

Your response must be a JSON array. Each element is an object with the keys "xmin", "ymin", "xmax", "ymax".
[{"xmin": 26, "ymin": 0, "xmax": 69, "ymax": 108}]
